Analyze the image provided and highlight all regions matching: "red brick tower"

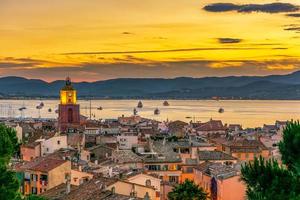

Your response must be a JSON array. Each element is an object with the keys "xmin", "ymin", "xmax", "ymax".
[{"xmin": 58, "ymin": 77, "xmax": 80, "ymax": 132}]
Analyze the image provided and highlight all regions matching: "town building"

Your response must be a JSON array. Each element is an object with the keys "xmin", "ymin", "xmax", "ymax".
[
  {"xmin": 58, "ymin": 77, "xmax": 80, "ymax": 132},
  {"xmin": 194, "ymin": 119, "xmax": 227, "ymax": 137},
  {"xmin": 16, "ymin": 157, "xmax": 71, "ymax": 195},
  {"xmin": 117, "ymin": 133, "xmax": 138, "ymax": 150},
  {"xmin": 194, "ymin": 162, "xmax": 246, "ymax": 200},
  {"xmin": 221, "ymin": 139, "xmax": 270, "ymax": 161},
  {"xmin": 20, "ymin": 142, "xmax": 41, "ymax": 161}
]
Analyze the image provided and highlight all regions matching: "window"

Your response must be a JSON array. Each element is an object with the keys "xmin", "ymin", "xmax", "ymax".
[
  {"xmin": 24, "ymin": 172, "xmax": 30, "ymax": 181},
  {"xmin": 162, "ymin": 165, "xmax": 168, "ymax": 171},
  {"xmin": 57, "ymin": 140, "xmax": 60, "ymax": 145},
  {"xmin": 169, "ymin": 164, "xmax": 177, "ymax": 171},
  {"xmin": 68, "ymin": 108, "xmax": 73, "ymax": 123},
  {"xmin": 31, "ymin": 174, "xmax": 38, "ymax": 182},
  {"xmin": 147, "ymin": 165, "xmax": 161, "ymax": 171},
  {"xmin": 40, "ymin": 174, "xmax": 48, "ymax": 181},
  {"xmin": 185, "ymin": 167, "xmax": 194, "ymax": 173},
  {"xmin": 145, "ymin": 179, "xmax": 151, "ymax": 187},
  {"xmin": 169, "ymin": 176, "xmax": 179, "ymax": 183},
  {"xmin": 31, "ymin": 187, "xmax": 37, "ymax": 194}
]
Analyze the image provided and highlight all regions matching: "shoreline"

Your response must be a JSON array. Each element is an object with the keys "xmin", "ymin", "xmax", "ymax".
[{"xmin": 1, "ymin": 97, "xmax": 300, "ymax": 101}]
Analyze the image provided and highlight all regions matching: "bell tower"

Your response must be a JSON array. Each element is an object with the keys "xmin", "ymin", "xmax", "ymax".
[{"xmin": 58, "ymin": 77, "xmax": 80, "ymax": 132}]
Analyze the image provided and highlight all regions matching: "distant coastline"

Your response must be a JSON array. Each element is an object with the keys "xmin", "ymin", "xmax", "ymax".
[
  {"xmin": 1, "ymin": 71, "xmax": 300, "ymax": 100},
  {"xmin": 1, "ymin": 97, "xmax": 300, "ymax": 100}
]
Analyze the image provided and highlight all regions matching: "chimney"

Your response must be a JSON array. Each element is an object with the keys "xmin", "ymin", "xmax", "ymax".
[
  {"xmin": 65, "ymin": 173, "xmax": 71, "ymax": 194},
  {"xmin": 196, "ymin": 148, "xmax": 200, "ymax": 166},
  {"xmin": 109, "ymin": 167, "xmax": 113, "ymax": 178},
  {"xmin": 130, "ymin": 184, "xmax": 137, "ymax": 198}
]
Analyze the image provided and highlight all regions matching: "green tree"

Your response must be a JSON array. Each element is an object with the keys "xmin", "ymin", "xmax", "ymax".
[
  {"xmin": 1, "ymin": 124, "xmax": 20, "ymax": 154},
  {"xmin": 168, "ymin": 180, "xmax": 207, "ymax": 200},
  {"xmin": 279, "ymin": 120, "xmax": 300, "ymax": 175},
  {"xmin": 0, "ymin": 126, "xmax": 14, "ymax": 165},
  {"xmin": 241, "ymin": 156, "xmax": 299, "ymax": 200},
  {"xmin": 241, "ymin": 120, "xmax": 300, "ymax": 200},
  {"xmin": 0, "ymin": 165, "xmax": 21, "ymax": 200},
  {"xmin": 0, "ymin": 124, "xmax": 22, "ymax": 200}
]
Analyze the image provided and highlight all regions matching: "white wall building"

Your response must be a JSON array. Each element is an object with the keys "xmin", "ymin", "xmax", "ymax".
[
  {"xmin": 117, "ymin": 135, "xmax": 138, "ymax": 150},
  {"xmin": 36, "ymin": 134, "xmax": 68, "ymax": 156}
]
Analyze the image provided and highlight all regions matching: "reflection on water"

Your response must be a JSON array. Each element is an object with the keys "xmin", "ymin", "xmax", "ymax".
[{"xmin": 0, "ymin": 99, "xmax": 299, "ymax": 128}]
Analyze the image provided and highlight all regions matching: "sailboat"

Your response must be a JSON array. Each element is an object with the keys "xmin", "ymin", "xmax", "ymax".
[
  {"xmin": 97, "ymin": 106, "xmax": 103, "ymax": 110},
  {"xmin": 18, "ymin": 106, "xmax": 26, "ymax": 111},
  {"xmin": 154, "ymin": 108, "xmax": 160, "ymax": 115},
  {"xmin": 163, "ymin": 101, "xmax": 170, "ymax": 106},
  {"xmin": 218, "ymin": 108, "xmax": 224, "ymax": 113},
  {"xmin": 137, "ymin": 101, "xmax": 143, "ymax": 108}
]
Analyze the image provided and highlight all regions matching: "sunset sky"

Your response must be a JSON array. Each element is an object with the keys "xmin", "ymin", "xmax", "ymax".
[{"xmin": 1, "ymin": 0, "xmax": 300, "ymax": 81}]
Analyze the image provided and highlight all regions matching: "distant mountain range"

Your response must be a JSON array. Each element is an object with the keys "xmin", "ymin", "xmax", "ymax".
[{"xmin": 1, "ymin": 71, "xmax": 300, "ymax": 99}]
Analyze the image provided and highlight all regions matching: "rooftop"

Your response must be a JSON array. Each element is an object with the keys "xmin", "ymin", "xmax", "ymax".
[
  {"xmin": 112, "ymin": 150, "xmax": 143, "ymax": 164},
  {"xmin": 41, "ymin": 176, "xmax": 130, "ymax": 200},
  {"xmin": 17, "ymin": 157, "xmax": 68, "ymax": 173},
  {"xmin": 195, "ymin": 162, "xmax": 239, "ymax": 180},
  {"xmin": 198, "ymin": 151, "xmax": 237, "ymax": 161},
  {"xmin": 195, "ymin": 119, "xmax": 226, "ymax": 132}
]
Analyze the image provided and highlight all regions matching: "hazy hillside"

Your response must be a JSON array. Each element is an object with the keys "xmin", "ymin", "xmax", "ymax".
[{"xmin": 1, "ymin": 71, "xmax": 300, "ymax": 99}]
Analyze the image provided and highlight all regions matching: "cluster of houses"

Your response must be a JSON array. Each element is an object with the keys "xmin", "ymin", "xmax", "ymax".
[
  {"xmin": 2, "ymin": 116, "xmax": 286, "ymax": 200},
  {"xmin": 2, "ymin": 78, "xmax": 288, "ymax": 200}
]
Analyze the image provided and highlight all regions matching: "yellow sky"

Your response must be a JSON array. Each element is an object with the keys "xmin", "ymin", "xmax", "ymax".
[{"xmin": 1, "ymin": 0, "xmax": 300, "ymax": 81}]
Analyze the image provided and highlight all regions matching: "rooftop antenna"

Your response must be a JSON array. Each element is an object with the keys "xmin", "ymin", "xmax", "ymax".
[
  {"xmin": 89, "ymin": 89, "xmax": 92, "ymax": 120},
  {"xmin": 90, "ymin": 98, "xmax": 92, "ymax": 120},
  {"xmin": 19, "ymin": 102, "xmax": 26, "ymax": 119}
]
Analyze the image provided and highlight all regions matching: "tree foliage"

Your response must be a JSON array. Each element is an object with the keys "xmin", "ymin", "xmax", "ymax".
[
  {"xmin": 241, "ymin": 156, "xmax": 299, "ymax": 200},
  {"xmin": 0, "ymin": 124, "xmax": 20, "ymax": 162},
  {"xmin": 168, "ymin": 180, "xmax": 208, "ymax": 200},
  {"xmin": 0, "ymin": 165, "xmax": 22, "ymax": 200},
  {"xmin": 279, "ymin": 120, "xmax": 300, "ymax": 175},
  {"xmin": 0, "ymin": 124, "xmax": 21, "ymax": 200},
  {"xmin": 241, "ymin": 120, "xmax": 300, "ymax": 200},
  {"xmin": 0, "ymin": 127, "xmax": 14, "ymax": 165}
]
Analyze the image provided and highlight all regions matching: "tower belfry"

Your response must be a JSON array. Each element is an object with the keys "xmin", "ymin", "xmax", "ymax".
[{"xmin": 58, "ymin": 77, "xmax": 80, "ymax": 132}]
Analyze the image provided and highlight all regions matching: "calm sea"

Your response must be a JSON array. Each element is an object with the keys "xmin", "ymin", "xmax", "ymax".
[{"xmin": 0, "ymin": 99, "xmax": 299, "ymax": 128}]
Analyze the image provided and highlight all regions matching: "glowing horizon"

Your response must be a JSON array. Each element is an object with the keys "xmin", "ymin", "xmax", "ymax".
[{"xmin": 1, "ymin": 0, "xmax": 300, "ymax": 81}]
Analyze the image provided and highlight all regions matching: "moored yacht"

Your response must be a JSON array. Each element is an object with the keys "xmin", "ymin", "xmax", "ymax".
[{"xmin": 137, "ymin": 101, "xmax": 143, "ymax": 108}]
